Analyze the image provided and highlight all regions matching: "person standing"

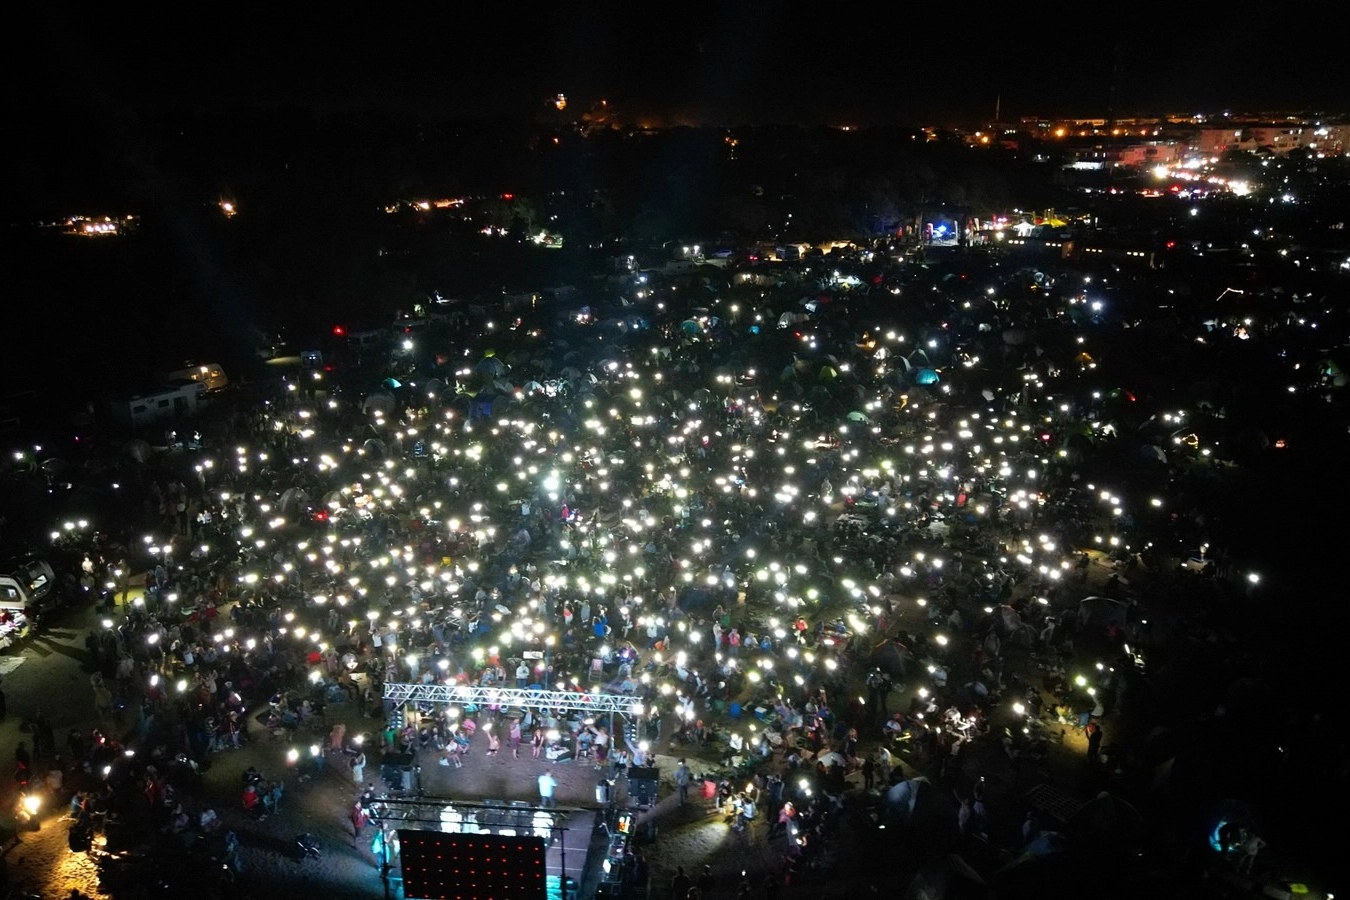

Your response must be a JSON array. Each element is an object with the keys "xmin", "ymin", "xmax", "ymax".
[
  {"xmin": 509, "ymin": 719, "xmax": 523, "ymax": 758},
  {"xmin": 592, "ymin": 726, "xmax": 609, "ymax": 769},
  {"xmin": 696, "ymin": 866, "xmax": 716, "ymax": 896},
  {"xmin": 671, "ymin": 866, "xmax": 693, "ymax": 899},
  {"xmin": 1085, "ymin": 720, "xmax": 1103, "ymax": 764},
  {"xmin": 537, "ymin": 771, "xmax": 557, "ymax": 808},
  {"xmin": 531, "ymin": 726, "xmax": 545, "ymax": 759},
  {"xmin": 1237, "ymin": 832, "xmax": 1265, "ymax": 873},
  {"xmin": 675, "ymin": 759, "xmax": 692, "ymax": 805},
  {"xmin": 351, "ymin": 802, "xmax": 369, "ymax": 846},
  {"xmin": 351, "ymin": 749, "xmax": 366, "ymax": 784},
  {"xmin": 516, "ymin": 661, "xmax": 530, "ymax": 689}
]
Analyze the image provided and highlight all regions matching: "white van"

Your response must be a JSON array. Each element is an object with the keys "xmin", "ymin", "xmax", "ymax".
[
  {"xmin": 347, "ymin": 329, "xmax": 388, "ymax": 352},
  {"xmin": 167, "ymin": 362, "xmax": 229, "ymax": 393},
  {"xmin": 0, "ymin": 556, "xmax": 55, "ymax": 609}
]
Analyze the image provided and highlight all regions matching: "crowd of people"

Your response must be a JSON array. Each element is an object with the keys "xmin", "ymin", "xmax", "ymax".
[{"xmin": 6, "ymin": 246, "xmax": 1293, "ymax": 898}]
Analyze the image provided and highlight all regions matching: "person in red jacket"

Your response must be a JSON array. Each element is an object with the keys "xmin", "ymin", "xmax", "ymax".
[{"xmin": 242, "ymin": 784, "xmax": 261, "ymax": 817}]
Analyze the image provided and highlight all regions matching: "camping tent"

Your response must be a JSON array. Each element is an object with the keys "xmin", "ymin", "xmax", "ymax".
[
  {"xmin": 278, "ymin": 487, "xmax": 311, "ymax": 518},
  {"xmin": 869, "ymin": 639, "xmax": 916, "ymax": 679},
  {"xmin": 475, "ymin": 357, "xmax": 507, "ymax": 377},
  {"xmin": 902, "ymin": 854, "xmax": 989, "ymax": 900},
  {"xmin": 1076, "ymin": 596, "xmax": 1128, "ymax": 630},
  {"xmin": 362, "ymin": 393, "xmax": 396, "ymax": 417},
  {"xmin": 124, "ymin": 439, "xmax": 153, "ymax": 464},
  {"xmin": 882, "ymin": 776, "xmax": 936, "ymax": 826},
  {"xmin": 994, "ymin": 605, "xmax": 1038, "ymax": 647},
  {"xmin": 1069, "ymin": 792, "xmax": 1142, "ymax": 845}
]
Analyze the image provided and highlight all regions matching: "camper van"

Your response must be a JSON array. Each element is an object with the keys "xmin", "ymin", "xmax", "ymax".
[{"xmin": 167, "ymin": 362, "xmax": 229, "ymax": 393}]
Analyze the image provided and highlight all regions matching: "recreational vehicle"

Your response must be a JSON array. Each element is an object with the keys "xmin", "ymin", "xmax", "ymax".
[
  {"xmin": 167, "ymin": 362, "xmax": 229, "ymax": 393},
  {"xmin": 108, "ymin": 381, "xmax": 206, "ymax": 429}
]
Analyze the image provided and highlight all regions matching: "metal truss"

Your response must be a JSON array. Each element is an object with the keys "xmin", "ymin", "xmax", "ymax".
[{"xmin": 383, "ymin": 681, "xmax": 644, "ymax": 716}]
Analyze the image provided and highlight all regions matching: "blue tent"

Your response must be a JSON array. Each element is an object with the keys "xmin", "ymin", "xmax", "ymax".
[{"xmin": 916, "ymin": 368, "xmax": 940, "ymax": 386}]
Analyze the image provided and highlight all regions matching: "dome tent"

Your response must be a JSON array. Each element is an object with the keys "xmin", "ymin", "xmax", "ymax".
[{"xmin": 278, "ymin": 487, "xmax": 311, "ymax": 518}]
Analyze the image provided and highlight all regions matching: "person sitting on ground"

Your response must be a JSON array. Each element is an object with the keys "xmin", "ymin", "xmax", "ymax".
[
  {"xmin": 199, "ymin": 806, "xmax": 220, "ymax": 832},
  {"xmin": 241, "ymin": 783, "xmax": 262, "ymax": 817}
]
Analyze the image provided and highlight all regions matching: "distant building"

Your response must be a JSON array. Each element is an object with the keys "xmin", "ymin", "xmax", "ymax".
[
  {"xmin": 1058, "ymin": 139, "xmax": 1181, "ymax": 170},
  {"xmin": 1190, "ymin": 120, "xmax": 1349, "ymax": 156}
]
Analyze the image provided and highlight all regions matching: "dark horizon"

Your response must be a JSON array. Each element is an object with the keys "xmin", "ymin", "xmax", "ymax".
[{"xmin": 13, "ymin": 6, "xmax": 1350, "ymax": 130}]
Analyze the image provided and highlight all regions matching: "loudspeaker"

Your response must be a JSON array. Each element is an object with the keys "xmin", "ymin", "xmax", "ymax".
[
  {"xmin": 381, "ymin": 751, "xmax": 415, "ymax": 790},
  {"xmin": 627, "ymin": 766, "xmax": 659, "ymax": 805}
]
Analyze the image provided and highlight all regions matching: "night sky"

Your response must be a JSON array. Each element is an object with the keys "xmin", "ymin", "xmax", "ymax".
[{"xmin": 14, "ymin": 5, "xmax": 1350, "ymax": 126}]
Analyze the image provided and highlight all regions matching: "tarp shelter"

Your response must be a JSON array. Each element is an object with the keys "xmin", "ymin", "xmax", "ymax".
[
  {"xmin": 915, "ymin": 368, "xmax": 940, "ymax": 385},
  {"xmin": 679, "ymin": 586, "xmax": 719, "ymax": 612},
  {"xmin": 817, "ymin": 751, "xmax": 846, "ymax": 768},
  {"xmin": 1077, "ymin": 596, "xmax": 1128, "ymax": 630}
]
